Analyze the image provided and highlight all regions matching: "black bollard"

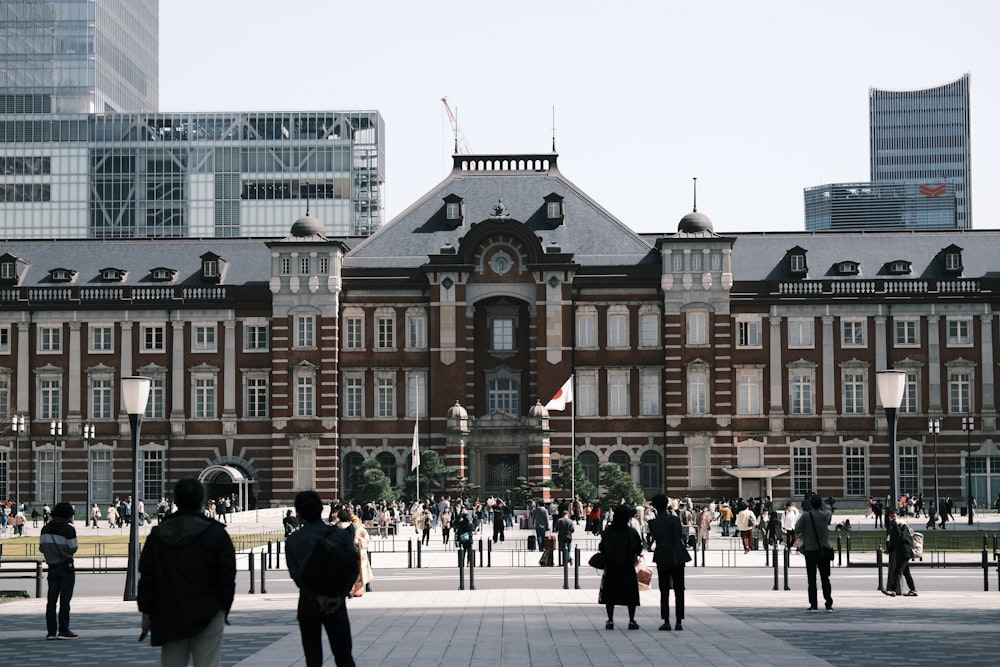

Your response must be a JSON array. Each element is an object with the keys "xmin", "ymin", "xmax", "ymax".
[
  {"xmin": 417, "ymin": 540, "xmax": 422, "ymax": 569},
  {"xmin": 248, "ymin": 550, "xmax": 256, "ymax": 594},
  {"xmin": 846, "ymin": 534, "xmax": 852, "ymax": 567},
  {"xmin": 487, "ymin": 539, "xmax": 492, "ymax": 568},
  {"xmin": 701, "ymin": 539, "xmax": 706, "ymax": 567},
  {"xmin": 458, "ymin": 548, "xmax": 465, "ymax": 590},
  {"xmin": 267, "ymin": 540, "xmax": 273, "ymax": 569},
  {"xmin": 836, "ymin": 535, "xmax": 842, "ymax": 567},
  {"xmin": 783, "ymin": 546, "xmax": 790, "ymax": 591},
  {"xmin": 693, "ymin": 540, "xmax": 699, "ymax": 567},
  {"xmin": 276, "ymin": 541, "xmax": 282, "ymax": 570},
  {"xmin": 366, "ymin": 551, "xmax": 373, "ymax": 592},
  {"xmin": 772, "ymin": 544, "xmax": 779, "ymax": 591},
  {"xmin": 764, "ymin": 542, "xmax": 769, "ymax": 567},
  {"xmin": 983, "ymin": 546, "xmax": 990, "ymax": 592},
  {"xmin": 478, "ymin": 538, "xmax": 484, "ymax": 568},
  {"xmin": 36, "ymin": 561, "xmax": 43, "ymax": 599},
  {"xmin": 876, "ymin": 545, "xmax": 884, "ymax": 591},
  {"xmin": 574, "ymin": 546, "xmax": 581, "ymax": 590},
  {"xmin": 469, "ymin": 547, "xmax": 476, "ymax": 591},
  {"xmin": 260, "ymin": 551, "xmax": 267, "ymax": 594}
]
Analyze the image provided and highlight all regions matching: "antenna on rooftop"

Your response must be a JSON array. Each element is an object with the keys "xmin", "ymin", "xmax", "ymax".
[
  {"xmin": 692, "ymin": 177, "xmax": 698, "ymax": 212},
  {"xmin": 552, "ymin": 106, "xmax": 557, "ymax": 152}
]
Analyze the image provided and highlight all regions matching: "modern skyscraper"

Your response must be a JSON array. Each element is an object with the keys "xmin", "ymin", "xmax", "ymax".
[
  {"xmin": 0, "ymin": 1, "xmax": 385, "ymax": 238},
  {"xmin": 0, "ymin": 0, "xmax": 158, "ymax": 114},
  {"xmin": 870, "ymin": 73, "xmax": 972, "ymax": 229},
  {"xmin": 805, "ymin": 73, "xmax": 972, "ymax": 231}
]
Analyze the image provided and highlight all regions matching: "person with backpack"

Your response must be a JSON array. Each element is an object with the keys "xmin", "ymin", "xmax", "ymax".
[
  {"xmin": 884, "ymin": 508, "xmax": 918, "ymax": 597},
  {"xmin": 285, "ymin": 490, "xmax": 356, "ymax": 667}
]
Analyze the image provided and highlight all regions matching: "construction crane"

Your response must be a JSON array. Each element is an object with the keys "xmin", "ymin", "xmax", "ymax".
[{"xmin": 441, "ymin": 97, "xmax": 473, "ymax": 155}]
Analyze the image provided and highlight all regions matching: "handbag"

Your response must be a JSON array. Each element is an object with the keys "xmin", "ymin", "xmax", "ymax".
[
  {"xmin": 588, "ymin": 552, "xmax": 607, "ymax": 569},
  {"xmin": 635, "ymin": 558, "xmax": 653, "ymax": 590},
  {"xmin": 808, "ymin": 511, "xmax": 835, "ymax": 561}
]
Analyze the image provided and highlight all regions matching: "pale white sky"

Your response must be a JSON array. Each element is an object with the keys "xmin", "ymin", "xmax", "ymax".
[{"xmin": 160, "ymin": 0, "xmax": 1000, "ymax": 234}]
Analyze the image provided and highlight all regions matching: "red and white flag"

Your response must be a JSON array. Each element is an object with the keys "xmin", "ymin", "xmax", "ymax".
[
  {"xmin": 411, "ymin": 422, "xmax": 421, "ymax": 471},
  {"xmin": 545, "ymin": 377, "xmax": 574, "ymax": 411}
]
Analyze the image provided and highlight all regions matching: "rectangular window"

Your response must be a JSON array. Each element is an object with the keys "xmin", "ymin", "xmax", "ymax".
[
  {"xmin": 280, "ymin": 257, "xmax": 291, "ymax": 275},
  {"xmin": 294, "ymin": 446, "xmax": 315, "ymax": 490},
  {"xmin": 949, "ymin": 371, "xmax": 972, "ymax": 413},
  {"xmin": 790, "ymin": 372, "xmax": 813, "ymax": 415},
  {"xmin": 91, "ymin": 378, "xmax": 113, "ymax": 419},
  {"xmin": 487, "ymin": 376, "xmax": 519, "ymax": 414},
  {"xmin": 90, "ymin": 449, "xmax": 112, "ymax": 505},
  {"xmin": 607, "ymin": 313, "xmax": 628, "ymax": 348},
  {"xmin": 688, "ymin": 369, "xmax": 708, "ymax": 415},
  {"xmin": 406, "ymin": 372, "xmax": 428, "ymax": 418},
  {"xmin": 193, "ymin": 324, "xmax": 216, "ymax": 352},
  {"xmin": 737, "ymin": 319, "xmax": 761, "ymax": 347},
  {"xmin": 608, "ymin": 370, "xmax": 629, "ymax": 416},
  {"xmin": 842, "ymin": 371, "xmax": 865, "ymax": 414},
  {"xmin": 639, "ymin": 312, "xmax": 659, "ymax": 347},
  {"xmin": 577, "ymin": 372, "xmax": 598, "ymax": 417},
  {"xmin": 300, "ymin": 256, "xmax": 310, "ymax": 274},
  {"xmin": 842, "ymin": 319, "xmax": 865, "ymax": 347},
  {"xmin": 90, "ymin": 326, "xmax": 113, "ymax": 352},
  {"xmin": 376, "ymin": 375, "xmax": 395, "ymax": 418},
  {"xmin": 319, "ymin": 256, "xmax": 329, "ymax": 274},
  {"xmin": 577, "ymin": 312, "xmax": 597, "ymax": 348},
  {"xmin": 0, "ymin": 377, "xmax": 8, "ymax": 417},
  {"xmin": 345, "ymin": 316, "xmax": 363, "ymax": 349},
  {"xmin": 690, "ymin": 446, "xmax": 709, "ymax": 488},
  {"xmin": 145, "ymin": 378, "xmax": 165, "ymax": 419},
  {"xmin": 894, "ymin": 319, "xmax": 919, "ymax": 346},
  {"xmin": 296, "ymin": 375, "xmax": 315, "ymax": 417},
  {"xmin": 344, "ymin": 376, "xmax": 363, "ymax": 418},
  {"xmin": 37, "ymin": 449, "xmax": 58, "ymax": 503},
  {"xmin": 492, "ymin": 318, "xmax": 513, "ymax": 351},
  {"xmin": 947, "ymin": 318, "xmax": 972, "ymax": 346},
  {"xmin": 0, "ymin": 325, "xmax": 10, "ymax": 353},
  {"xmin": 296, "ymin": 315, "xmax": 315, "ymax": 348},
  {"xmin": 407, "ymin": 314, "xmax": 427, "ymax": 349},
  {"xmin": 245, "ymin": 325, "xmax": 268, "ymax": 351},
  {"xmin": 639, "ymin": 369, "xmax": 660, "ymax": 416},
  {"xmin": 376, "ymin": 316, "xmax": 393, "ymax": 350},
  {"xmin": 39, "ymin": 325, "xmax": 61, "ymax": 352},
  {"xmin": 687, "ymin": 311, "xmax": 708, "ymax": 345},
  {"xmin": 142, "ymin": 450, "xmax": 165, "ymax": 502},
  {"xmin": 788, "ymin": 319, "xmax": 813, "ymax": 348},
  {"xmin": 899, "ymin": 445, "xmax": 919, "ymax": 496},
  {"xmin": 792, "ymin": 446, "xmax": 814, "ymax": 497},
  {"xmin": 737, "ymin": 369, "xmax": 762, "ymax": 416},
  {"xmin": 194, "ymin": 377, "xmax": 216, "ymax": 418},
  {"xmin": 40, "ymin": 378, "xmax": 61, "ymax": 420},
  {"xmin": 845, "ymin": 446, "xmax": 867, "ymax": 496},
  {"xmin": 246, "ymin": 376, "xmax": 268, "ymax": 418},
  {"xmin": 901, "ymin": 371, "xmax": 919, "ymax": 414},
  {"xmin": 0, "ymin": 450, "xmax": 7, "ymax": 502},
  {"xmin": 142, "ymin": 325, "xmax": 165, "ymax": 352}
]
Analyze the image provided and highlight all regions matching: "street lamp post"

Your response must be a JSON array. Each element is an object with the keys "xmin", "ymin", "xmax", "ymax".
[
  {"xmin": 83, "ymin": 423, "xmax": 95, "ymax": 527},
  {"xmin": 928, "ymin": 418, "xmax": 940, "ymax": 525},
  {"xmin": 876, "ymin": 370, "xmax": 907, "ymax": 524},
  {"xmin": 122, "ymin": 376, "xmax": 151, "ymax": 602},
  {"xmin": 963, "ymin": 415, "xmax": 975, "ymax": 525},
  {"xmin": 12, "ymin": 414, "xmax": 25, "ymax": 512}
]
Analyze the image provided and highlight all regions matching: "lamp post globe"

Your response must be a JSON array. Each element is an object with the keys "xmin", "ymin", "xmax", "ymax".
[{"xmin": 121, "ymin": 376, "xmax": 151, "ymax": 602}]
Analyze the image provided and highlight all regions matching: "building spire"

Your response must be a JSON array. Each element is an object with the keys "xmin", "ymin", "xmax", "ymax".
[
  {"xmin": 692, "ymin": 177, "xmax": 698, "ymax": 212},
  {"xmin": 552, "ymin": 106, "xmax": 557, "ymax": 152}
]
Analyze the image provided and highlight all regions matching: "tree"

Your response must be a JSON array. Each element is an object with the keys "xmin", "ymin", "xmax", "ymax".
[
  {"xmin": 349, "ymin": 459, "xmax": 396, "ymax": 505},
  {"xmin": 402, "ymin": 450, "xmax": 456, "ymax": 501},
  {"xmin": 550, "ymin": 456, "xmax": 598, "ymax": 502},
  {"xmin": 509, "ymin": 475, "xmax": 552, "ymax": 509},
  {"xmin": 599, "ymin": 462, "xmax": 645, "ymax": 506}
]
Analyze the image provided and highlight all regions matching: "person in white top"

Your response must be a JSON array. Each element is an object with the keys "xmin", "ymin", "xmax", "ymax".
[{"xmin": 781, "ymin": 501, "xmax": 800, "ymax": 547}]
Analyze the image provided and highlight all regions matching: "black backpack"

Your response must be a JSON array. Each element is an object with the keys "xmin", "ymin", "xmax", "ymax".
[{"xmin": 300, "ymin": 524, "xmax": 361, "ymax": 597}]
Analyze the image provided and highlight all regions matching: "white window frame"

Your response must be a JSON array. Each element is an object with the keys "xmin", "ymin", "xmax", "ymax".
[
  {"xmin": 0, "ymin": 324, "xmax": 10, "ymax": 354},
  {"xmin": 686, "ymin": 310, "xmax": 708, "ymax": 346},
  {"xmin": 191, "ymin": 369, "xmax": 218, "ymax": 419},
  {"xmin": 376, "ymin": 372, "xmax": 396, "ymax": 418},
  {"xmin": 687, "ymin": 363, "xmax": 709, "ymax": 415},
  {"xmin": 841, "ymin": 319, "xmax": 866, "ymax": 348},
  {"xmin": 244, "ymin": 322, "xmax": 269, "ymax": 352},
  {"xmin": 788, "ymin": 363, "xmax": 816, "ymax": 415},
  {"xmin": 638, "ymin": 308, "xmax": 660, "ymax": 348},
  {"xmin": 295, "ymin": 313, "xmax": 316, "ymax": 349},
  {"xmin": 38, "ymin": 375, "xmax": 61, "ymax": 421},
  {"xmin": 894, "ymin": 319, "xmax": 919, "ymax": 347},
  {"xmin": 607, "ymin": 369, "xmax": 629, "ymax": 416},
  {"xmin": 736, "ymin": 366, "xmax": 763, "ymax": 416},
  {"xmin": 787, "ymin": 318, "xmax": 814, "ymax": 348},
  {"xmin": 844, "ymin": 443, "xmax": 868, "ymax": 497},
  {"xmin": 841, "ymin": 365, "xmax": 867, "ymax": 415},
  {"xmin": 344, "ymin": 309, "xmax": 364, "ymax": 350},
  {"xmin": 901, "ymin": 369, "xmax": 920, "ymax": 414},
  {"xmin": 486, "ymin": 369, "xmax": 520, "ymax": 415},
  {"xmin": 244, "ymin": 372, "xmax": 269, "ymax": 418},
  {"xmin": 294, "ymin": 367, "xmax": 316, "ymax": 417},
  {"xmin": 607, "ymin": 305, "xmax": 629, "ymax": 349},
  {"xmin": 946, "ymin": 317, "xmax": 972, "ymax": 347},
  {"xmin": 38, "ymin": 325, "xmax": 62, "ymax": 353},
  {"xmin": 639, "ymin": 368, "xmax": 660, "ymax": 416},
  {"xmin": 947, "ymin": 366, "xmax": 974, "ymax": 414},
  {"xmin": 736, "ymin": 315, "xmax": 762, "ymax": 349},
  {"xmin": 792, "ymin": 444, "xmax": 814, "ymax": 497},
  {"xmin": 192, "ymin": 323, "xmax": 217, "ymax": 353},
  {"xmin": 343, "ymin": 373, "xmax": 364, "ymax": 418},
  {"xmin": 406, "ymin": 370, "xmax": 428, "ymax": 418},
  {"xmin": 375, "ymin": 310, "xmax": 395, "ymax": 351},
  {"xmin": 491, "ymin": 317, "xmax": 514, "ymax": 352},
  {"xmin": 89, "ymin": 325, "xmax": 114, "ymax": 353},
  {"xmin": 406, "ymin": 309, "xmax": 427, "ymax": 350},
  {"xmin": 689, "ymin": 443, "xmax": 710, "ymax": 488},
  {"xmin": 89, "ymin": 373, "xmax": 114, "ymax": 420},
  {"xmin": 141, "ymin": 324, "xmax": 166, "ymax": 352},
  {"xmin": 576, "ymin": 307, "xmax": 597, "ymax": 348},
  {"xmin": 576, "ymin": 370, "xmax": 598, "ymax": 417}
]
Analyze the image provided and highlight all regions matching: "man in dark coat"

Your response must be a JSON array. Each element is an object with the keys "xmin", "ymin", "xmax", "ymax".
[
  {"xmin": 39, "ymin": 502, "xmax": 78, "ymax": 639},
  {"xmin": 647, "ymin": 494, "xmax": 691, "ymax": 631},
  {"xmin": 555, "ymin": 509, "xmax": 575, "ymax": 565},
  {"xmin": 138, "ymin": 478, "xmax": 236, "ymax": 665},
  {"xmin": 884, "ymin": 508, "xmax": 917, "ymax": 597}
]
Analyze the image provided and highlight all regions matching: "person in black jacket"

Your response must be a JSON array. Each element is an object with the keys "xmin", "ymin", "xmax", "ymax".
[
  {"xmin": 597, "ymin": 504, "xmax": 643, "ymax": 630},
  {"xmin": 39, "ymin": 502, "xmax": 78, "ymax": 639},
  {"xmin": 138, "ymin": 478, "xmax": 236, "ymax": 665},
  {"xmin": 884, "ymin": 508, "xmax": 917, "ymax": 597},
  {"xmin": 646, "ymin": 494, "xmax": 691, "ymax": 631}
]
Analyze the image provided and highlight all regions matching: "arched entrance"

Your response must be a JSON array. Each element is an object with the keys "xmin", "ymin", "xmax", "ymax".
[{"xmin": 199, "ymin": 465, "xmax": 254, "ymax": 511}]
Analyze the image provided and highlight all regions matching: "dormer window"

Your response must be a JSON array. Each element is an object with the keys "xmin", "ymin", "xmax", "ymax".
[
  {"xmin": 99, "ymin": 267, "xmax": 125, "ymax": 282},
  {"xmin": 941, "ymin": 244, "xmax": 963, "ymax": 275},
  {"xmin": 204, "ymin": 259, "xmax": 218, "ymax": 278},
  {"xmin": 200, "ymin": 252, "xmax": 225, "ymax": 283},
  {"xmin": 543, "ymin": 193, "xmax": 565, "ymax": 225},
  {"xmin": 886, "ymin": 260, "xmax": 912, "ymax": 275},
  {"xmin": 150, "ymin": 267, "xmax": 176, "ymax": 282},
  {"xmin": 786, "ymin": 246, "xmax": 808, "ymax": 276},
  {"xmin": 48, "ymin": 268, "xmax": 76, "ymax": 283},
  {"xmin": 836, "ymin": 261, "xmax": 860, "ymax": 275},
  {"xmin": 442, "ymin": 194, "xmax": 465, "ymax": 227},
  {"xmin": 0, "ymin": 253, "xmax": 22, "ymax": 285}
]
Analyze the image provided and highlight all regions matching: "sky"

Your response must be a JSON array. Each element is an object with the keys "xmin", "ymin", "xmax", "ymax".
[{"xmin": 159, "ymin": 0, "xmax": 1000, "ymax": 235}]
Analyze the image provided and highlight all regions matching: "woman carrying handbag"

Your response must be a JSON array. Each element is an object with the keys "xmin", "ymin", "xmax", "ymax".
[{"xmin": 794, "ymin": 494, "xmax": 834, "ymax": 612}]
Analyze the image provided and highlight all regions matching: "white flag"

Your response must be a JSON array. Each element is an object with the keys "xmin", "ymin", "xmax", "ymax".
[
  {"xmin": 545, "ymin": 377, "xmax": 573, "ymax": 411},
  {"xmin": 411, "ymin": 422, "xmax": 420, "ymax": 471}
]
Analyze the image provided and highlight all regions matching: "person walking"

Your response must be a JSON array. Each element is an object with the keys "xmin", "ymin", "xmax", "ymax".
[
  {"xmin": 39, "ymin": 502, "xmax": 78, "ymax": 640},
  {"xmin": 794, "ymin": 494, "xmax": 834, "ymax": 612},
  {"xmin": 884, "ymin": 508, "xmax": 918, "ymax": 597},
  {"xmin": 647, "ymin": 494, "xmax": 690, "ymax": 631},
  {"xmin": 782, "ymin": 501, "xmax": 800, "ymax": 547},
  {"xmin": 695, "ymin": 505, "xmax": 713, "ymax": 549},
  {"xmin": 138, "ymin": 478, "xmax": 237, "ymax": 666},
  {"xmin": 531, "ymin": 501, "xmax": 550, "ymax": 551},
  {"xmin": 735, "ymin": 503, "xmax": 756, "ymax": 553},
  {"xmin": 492, "ymin": 499, "xmax": 507, "ymax": 543},
  {"xmin": 597, "ymin": 505, "xmax": 643, "ymax": 630},
  {"xmin": 555, "ymin": 509, "xmax": 575, "ymax": 565},
  {"xmin": 285, "ymin": 491, "xmax": 356, "ymax": 667},
  {"xmin": 718, "ymin": 502, "xmax": 733, "ymax": 536}
]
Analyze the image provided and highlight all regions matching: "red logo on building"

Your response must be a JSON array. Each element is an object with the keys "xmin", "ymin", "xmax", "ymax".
[{"xmin": 919, "ymin": 184, "xmax": 947, "ymax": 197}]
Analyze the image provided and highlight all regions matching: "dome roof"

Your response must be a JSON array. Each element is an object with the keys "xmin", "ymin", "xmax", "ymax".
[
  {"xmin": 447, "ymin": 401, "xmax": 468, "ymax": 419},
  {"xmin": 290, "ymin": 213, "xmax": 327, "ymax": 238},
  {"xmin": 678, "ymin": 210, "xmax": 713, "ymax": 234},
  {"xmin": 528, "ymin": 400, "xmax": 547, "ymax": 418}
]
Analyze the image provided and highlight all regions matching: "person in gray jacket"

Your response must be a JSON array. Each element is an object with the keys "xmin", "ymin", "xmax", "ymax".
[
  {"xmin": 39, "ymin": 502, "xmax": 79, "ymax": 639},
  {"xmin": 794, "ymin": 494, "xmax": 833, "ymax": 612}
]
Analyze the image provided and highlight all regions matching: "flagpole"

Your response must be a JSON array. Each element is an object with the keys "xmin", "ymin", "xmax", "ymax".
[{"xmin": 570, "ymin": 375, "xmax": 576, "ymax": 507}]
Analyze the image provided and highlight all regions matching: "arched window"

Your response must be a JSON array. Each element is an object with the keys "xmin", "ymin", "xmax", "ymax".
[
  {"xmin": 579, "ymin": 451, "xmax": 599, "ymax": 487},
  {"xmin": 375, "ymin": 452, "xmax": 396, "ymax": 485},
  {"xmin": 640, "ymin": 450, "xmax": 663, "ymax": 494},
  {"xmin": 609, "ymin": 450, "xmax": 630, "ymax": 473}
]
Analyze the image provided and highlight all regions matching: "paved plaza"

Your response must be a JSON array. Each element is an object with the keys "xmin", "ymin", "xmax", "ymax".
[{"xmin": 2, "ymin": 509, "xmax": 999, "ymax": 666}]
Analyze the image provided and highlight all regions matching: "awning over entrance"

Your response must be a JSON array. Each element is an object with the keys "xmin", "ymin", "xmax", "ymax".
[
  {"xmin": 721, "ymin": 467, "xmax": 789, "ymax": 500},
  {"xmin": 199, "ymin": 465, "xmax": 253, "ymax": 512}
]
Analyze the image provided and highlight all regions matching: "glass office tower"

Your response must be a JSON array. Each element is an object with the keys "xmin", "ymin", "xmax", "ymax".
[
  {"xmin": 0, "ymin": 0, "xmax": 158, "ymax": 114},
  {"xmin": 869, "ymin": 73, "xmax": 972, "ymax": 229}
]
